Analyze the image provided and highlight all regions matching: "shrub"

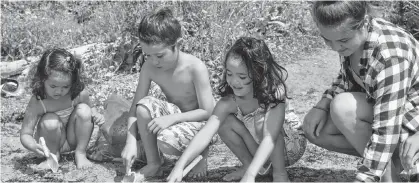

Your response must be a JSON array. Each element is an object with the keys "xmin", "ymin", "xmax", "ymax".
[
  {"xmin": 2, "ymin": 1, "xmax": 324, "ymax": 110},
  {"xmin": 379, "ymin": 1, "xmax": 419, "ymax": 40}
]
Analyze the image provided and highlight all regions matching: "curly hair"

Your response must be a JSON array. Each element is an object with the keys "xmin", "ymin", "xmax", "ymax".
[
  {"xmin": 30, "ymin": 48, "xmax": 86, "ymax": 100},
  {"xmin": 217, "ymin": 37, "xmax": 289, "ymax": 111}
]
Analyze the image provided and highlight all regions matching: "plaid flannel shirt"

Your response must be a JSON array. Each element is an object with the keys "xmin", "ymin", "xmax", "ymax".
[{"xmin": 323, "ymin": 18, "xmax": 419, "ymax": 182}]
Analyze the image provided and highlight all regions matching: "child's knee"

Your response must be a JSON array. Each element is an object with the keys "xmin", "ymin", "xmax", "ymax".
[
  {"xmin": 157, "ymin": 140, "xmax": 182, "ymax": 156},
  {"xmin": 75, "ymin": 103, "xmax": 92, "ymax": 120},
  {"xmin": 39, "ymin": 113, "xmax": 61, "ymax": 130},
  {"xmin": 136, "ymin": 104, "xmax": 152, "ymax": 121}
]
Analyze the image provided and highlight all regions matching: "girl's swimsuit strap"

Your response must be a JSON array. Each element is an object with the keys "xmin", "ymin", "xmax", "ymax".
[{"xmin": 38, "ymin": 97, "xmax": 47, "ymax": 113}]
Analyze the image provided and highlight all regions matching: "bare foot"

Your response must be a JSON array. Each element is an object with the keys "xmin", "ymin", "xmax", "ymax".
[
  {"xmin": 273, "ymin": 172, "xmax": 290, "ymax": 182},
  {"xmin": 75, "ymin": 152, "xmax": 93, "ymax": 169},
  {"xmin": 134, "ymin": 163, "xmax": 163, "ymax": 181},
  {"xmin": 222, "ymin": 166, "xmax": 247, "ymax": 181},
  {"xmin": 187, "ymin": 157, "xmax": 207, "ymax": 179}
]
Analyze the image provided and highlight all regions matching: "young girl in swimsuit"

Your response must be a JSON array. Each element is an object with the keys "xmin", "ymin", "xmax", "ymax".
[
  {"xmin": 20, "ymin": 48, "xmax": 104, "ymax": 169},
  {"xmin": 167, "ymin": 37, "xmax": 306, "ymax": 182}
]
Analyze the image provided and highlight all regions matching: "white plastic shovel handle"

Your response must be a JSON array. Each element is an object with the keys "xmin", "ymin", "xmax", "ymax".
[
  {"xmin": 39, "ymin": 137, "xmax": 49, "ymax": 156},
  {"xmin": 39, "ymin": 137, "xmax": 59, "ymax": 173},
  {"xmin": 182, "ymin": 155, "xmax": 203, "ymax": 178}
]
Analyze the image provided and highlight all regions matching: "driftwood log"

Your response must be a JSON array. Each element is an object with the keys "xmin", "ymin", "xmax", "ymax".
[
  {"xmin": 0, "ymin": 60, "xmax": 29, "ymax": 78},
  {"xmin": 0, "ymin": 43, "xmax": 104, "ymax": 78}
]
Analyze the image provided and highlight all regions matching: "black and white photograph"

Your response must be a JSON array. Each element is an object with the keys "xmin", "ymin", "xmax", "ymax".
[{"xmin": 1, "ymin": 1, "xmax": 418, "ymax": 182}]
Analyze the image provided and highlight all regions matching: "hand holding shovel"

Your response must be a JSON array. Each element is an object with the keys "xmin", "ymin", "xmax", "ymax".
[
  {"xmin": 121, "ymin": 160, "xmax": 136, "ymax": 183},
  {"xmin": 39, "ymin": 137, "xmax": 59, "ymax": 173}
]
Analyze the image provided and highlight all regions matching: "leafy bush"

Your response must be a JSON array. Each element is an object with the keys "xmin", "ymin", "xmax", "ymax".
[
  {"xmin": 379, "ymin": 1, "xmax": 419, "ymax": 40},
  {"xmin": 1, "ymin": 1, "xmax": 324, "ymax": 114}
]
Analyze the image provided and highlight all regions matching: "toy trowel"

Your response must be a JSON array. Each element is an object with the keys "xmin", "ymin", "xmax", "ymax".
[
  {"xmin": 122, "ymin": 169, "xmax": 136, "ymax": 183},
  {"xmin": 39, "ymin": 137, "xmax": 59, "ymax": 173},
  {"xmin": 121, "ymin": 159, "xmax": 136, "ymax": 183},
  {"xmin": 121, "ymin": 155, "xmax": 203, "ymax": 182},
  {"xmin": 182, "ymin": 155, "xmax": 203, "ymax": 178}
]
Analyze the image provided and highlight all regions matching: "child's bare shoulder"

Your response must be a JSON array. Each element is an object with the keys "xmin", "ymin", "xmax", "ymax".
[
  {"xmin": 25, "ymin": 95, "xmax": 44, "ymax": 115},
  {"xmin": 139, "ymin": 59, "xmax": 156, "ymax": 77},
  {"xmin": 181, "ymin": 52, "xmax": 208, "ymax": 71},
  {"xmin": 216, "ymin": 95, "xmax": 237, "ymax": 112}
]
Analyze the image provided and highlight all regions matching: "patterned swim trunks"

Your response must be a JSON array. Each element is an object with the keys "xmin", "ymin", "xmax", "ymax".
[{"xmin": 137, "ymin": 96, "xmax": 219, "ymax": 153}]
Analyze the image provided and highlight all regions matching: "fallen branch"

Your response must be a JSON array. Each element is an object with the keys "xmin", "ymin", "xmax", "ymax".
[
  {"xmin": 0, "ymin": 60, "xmax": 29, "ymax": 78},
  {"xmin": 1, "ymin": 43, "xmax": 107, "ymax": 78}
]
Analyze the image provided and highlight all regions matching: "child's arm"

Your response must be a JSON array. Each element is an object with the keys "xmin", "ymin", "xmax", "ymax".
[
  {"xmin": 126, "ymin": 68, "xmax": 151, "ymax": 144},
  {"xmin": 167, "ymin": 60, "xmax": 215, "ymax": 124},
  {"xmin": 20, "ymin": 96, "xmax": 45, "ymax": 156},
  {"xmin": 167, "ymin": 97, "xmax": 235, "ymax": 182},
  {"xmin": 244, "ymin": 102, "xmax": 286, "ymax": 178}
]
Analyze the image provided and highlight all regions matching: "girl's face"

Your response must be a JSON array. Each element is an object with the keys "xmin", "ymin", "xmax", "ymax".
[
  {"xmin": 226, "ymin": 55, "xmax": 253, "ymax": 97},
  {"xmin": 317, "ymin": 18, "xmax": 368, "ymax": 57},
  {"xmin": 140, "ymin": 41, "xmax": 179, "ymax": 71},
  {"xmin": 44, "ymin": 70, "xmax": 72, "ymax": 100}
]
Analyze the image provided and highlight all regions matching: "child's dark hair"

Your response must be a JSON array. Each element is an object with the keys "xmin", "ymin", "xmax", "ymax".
[
  {"xmin": 31, "ymin": 48, "xmax": 86, "ymax": 100},
  {"xmin": 138, "ymin": 7, "xmax": 181, "ymax": 46},
  {"xmin": 218, "ymin": 37, "xmax": 289, "ymax": 110},
  {"xmin": 312, "ymin": 1, "xmax": 371, "ymax": 30}
]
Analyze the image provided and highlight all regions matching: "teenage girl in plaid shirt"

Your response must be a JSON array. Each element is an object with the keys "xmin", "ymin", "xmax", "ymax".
[{"xmin": 302, "ymin": 1, "xmax": 419, "ymax": 182}]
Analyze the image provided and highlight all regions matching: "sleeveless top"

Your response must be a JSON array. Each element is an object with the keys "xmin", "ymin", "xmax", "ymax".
[
  {"xmin": 38, "ymin": 97, "xmax": 75, "ymax": 125},
  {"xmin": 233, "ymin": 96, "xmax": 266, "ymax": 144}
]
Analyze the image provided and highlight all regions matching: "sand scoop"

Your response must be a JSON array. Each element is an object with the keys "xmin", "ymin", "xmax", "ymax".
[
  {"xmin": 39, "ymin": 137, "xmax": 59, "ymax": 173},
  {"xmin": 121, "ymin": 155, "xmax": 203, "ymax": 182}
]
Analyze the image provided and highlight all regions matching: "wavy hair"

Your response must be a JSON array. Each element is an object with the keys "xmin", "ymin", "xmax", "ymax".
[
  {"xmin": 138, "ymin": 7, "xmax": 181, "ymax": 46},
  {"xmin": 30, "ymin": 48, "xmax": 86, "ymax": 100},
  {"xmin": 217, "ymin": 37, "xmax": 289, "ymax": 111}
]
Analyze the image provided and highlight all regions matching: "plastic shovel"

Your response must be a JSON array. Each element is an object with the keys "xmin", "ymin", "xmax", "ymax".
[
  {"xmin": 182, "ymin": 155, "xmax": 203, "ymax": 178},
  {"xmin": 121, "ymin": 155, "xmax": 203, "ymax": 182},
  {"xmin": 121, "ymin": 169, "xmax": 136, "ymax": 183},
  {"xmin": 39, "ymin": 137, "xmax": 59, "ymax": 173}
]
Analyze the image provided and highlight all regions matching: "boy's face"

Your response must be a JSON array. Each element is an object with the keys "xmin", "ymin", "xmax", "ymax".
[
  {"xmin": 317, "ymin": 18, "xmax": 368, "ymax": 57},
  {"xmin": 44, "ymin": 70, "xmax": 72, "ymax": 100},
  {"xmin": 140, "ymin": 41, "xmax": 179, "ymax": 71},
  {"xmin": 225, "ymin": 55, "xmax": 253, "ymax": 98}
]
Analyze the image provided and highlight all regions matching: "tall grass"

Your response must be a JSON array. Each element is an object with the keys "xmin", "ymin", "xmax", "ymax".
[
  {"xmin": 1, "ymin": 1, "xmax": 327, "ymax": 115},
  {"xmin": 1, "ymin": 1, "xmax": 321, "ymax": 62},
  {"xmin": 2, "ymin": 1, "xmax": 415, "ymax": 122}
]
